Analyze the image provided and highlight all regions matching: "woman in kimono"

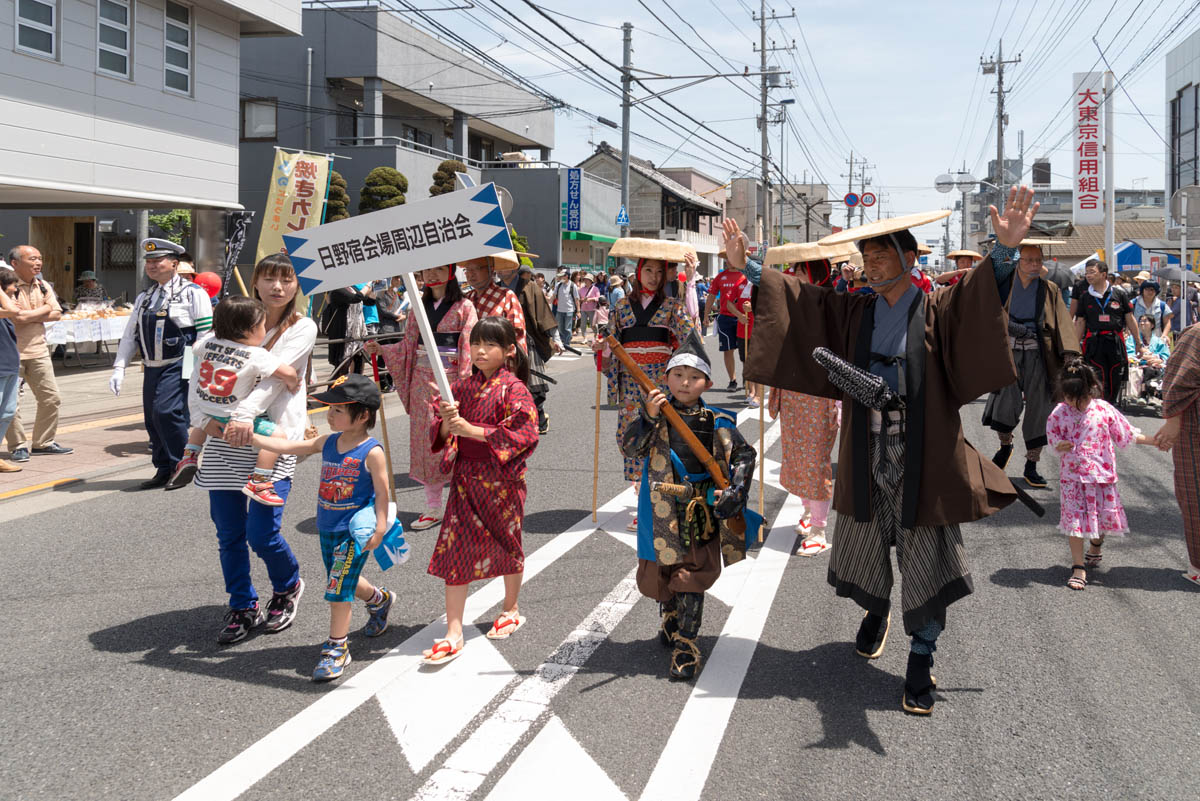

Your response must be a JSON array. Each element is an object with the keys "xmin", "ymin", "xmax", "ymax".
[
  {"xmin": 595, "ymin": 240, "xmax": 695, "ymax": 530},
  {"xmin": 424, "ymin": 317, "xmax": 540, "ymax": 664},
  {"xmin": 367, "ymin": 265, "xmax": 475, "ymax": 531},
  {"xmin": 1156, "ymin": 324, "xmax": 1200, "ymax": 585},
  {"xmin": 766, "ymin": 246, "xmax": 842, "ymax": 556}
]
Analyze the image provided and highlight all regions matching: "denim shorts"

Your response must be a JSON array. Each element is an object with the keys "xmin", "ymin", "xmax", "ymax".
[{"xmin": 320, "ymin": 529, "xmax": 369, "ymax": 602}]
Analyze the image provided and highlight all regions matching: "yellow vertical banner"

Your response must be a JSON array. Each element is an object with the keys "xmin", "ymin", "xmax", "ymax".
[{"xmin": 255, "ymin": 150, "xmax": 331, "ymax": 307}]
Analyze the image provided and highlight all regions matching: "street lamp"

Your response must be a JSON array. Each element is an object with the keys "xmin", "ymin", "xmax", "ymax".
[{"xmin": 935, "ymin": 170, "xmax": 980, "ymax": 249}]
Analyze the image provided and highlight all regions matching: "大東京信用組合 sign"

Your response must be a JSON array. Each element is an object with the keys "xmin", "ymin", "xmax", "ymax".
[{"xmin": 281, "ymin": 182, "xmax": 514, "ymax": 296}]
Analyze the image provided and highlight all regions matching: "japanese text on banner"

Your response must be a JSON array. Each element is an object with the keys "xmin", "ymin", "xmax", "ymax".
[{"xmin": 1072, "ymin": 72, "xmax": 1104, "ymax": 226}]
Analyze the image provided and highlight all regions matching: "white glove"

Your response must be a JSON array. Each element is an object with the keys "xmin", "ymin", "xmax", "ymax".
[{"xmin": 109, "ymin": 367, "xmax": 124, "ymax": 397}]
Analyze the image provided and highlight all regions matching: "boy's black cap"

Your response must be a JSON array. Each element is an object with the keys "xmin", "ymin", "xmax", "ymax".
[{"xmin": 310, "ymin": 373, "xmax": 381, "ymax": 409}]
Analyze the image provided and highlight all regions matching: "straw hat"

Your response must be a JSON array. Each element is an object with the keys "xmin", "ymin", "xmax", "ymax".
[
  {"xmin": 818, "ymin": 209, "xmax": 952, "ymax": 246},
  {"xmin": 1134, "ymin": 270, "xmax": 1152, "ymax": 282},
  {"xmin": 485, "ymin": 250, "xmax": 540, "ymax": 269},
  {"xmin": 609, "ymin": 237, "xmax": 697, "ymax": 263},
  {"xmin": 826, "ymin": 241, "xmax": 859, "ymax": 265},
  {"xmin": 176, "ymin": 262, "xmax": 196, "ymax": 275},
  {"xmin": 916, "ymin": 243, "xmax": 933, "ymax": 255},
  {"xmin": 765, "ymin": 241, "xmax": 831, "ymax": 266},
  {"xmin": 1018, "ymin": 238, "xmax": 1065, "ymax": 246},
  {"xmin": 946, "ymin": 249, "xmax": 983, "ymax": 261}
]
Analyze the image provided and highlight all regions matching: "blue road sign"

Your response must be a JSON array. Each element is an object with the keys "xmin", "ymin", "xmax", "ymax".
[{"xmin": 616, "ymin": 205, "xmax": 629, "ymax": 226}]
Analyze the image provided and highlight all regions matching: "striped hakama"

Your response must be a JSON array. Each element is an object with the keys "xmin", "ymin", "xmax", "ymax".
[{"xmin": 829, "ymin": 415, "xmax": 973, "ymax": 636}]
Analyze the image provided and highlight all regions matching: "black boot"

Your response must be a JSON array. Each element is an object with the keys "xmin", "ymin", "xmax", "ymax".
[
  {"xmin": 1023, "ymin": 460, "xmax": 1047, "ymax": 488},
  {"xmin": 992, "ymin": 443, "xmax": 1013, "ymax": 469},
  {"xmin": 658, "ymin": 596, "xmax": 679, "ymax": 647},
  {"xmin": 854, "ymin": 611, "xmax": 890, "ymax": 659},
  {"xmin": 902, "ymin": 651, "xmax": 936, "ymax": 715},
  {"xmin": 140, "ymin": 469, "xmax": 171, "ymax": 490},
  {"xmin": 669, "ymin": 592, "xmax": 704, "ymax": 680}
]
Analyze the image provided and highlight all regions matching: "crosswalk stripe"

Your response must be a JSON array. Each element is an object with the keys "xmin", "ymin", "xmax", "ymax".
[{"xmin": 172, "ymin": 488, "xmax": 638, "ymax": 801}]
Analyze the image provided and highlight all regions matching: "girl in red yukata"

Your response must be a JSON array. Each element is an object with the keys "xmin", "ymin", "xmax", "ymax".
[
  {"xmin": 1047, "ymin": 358, "xmax": 1155, "ymax": 590},
  {"xmin": 424, "ymin": 316, "xmax": 540, "ymax": 665}
]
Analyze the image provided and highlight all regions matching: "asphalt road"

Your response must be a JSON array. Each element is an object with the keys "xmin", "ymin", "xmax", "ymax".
[{"xmin": 1, "ymin": 333, "xmax": 1196, "ymax": 801}]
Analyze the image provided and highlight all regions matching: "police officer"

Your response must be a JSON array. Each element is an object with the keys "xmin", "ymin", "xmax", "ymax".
[{"xmin": 109, "ymin": 239, "xmax": 213, "ymax": 488}]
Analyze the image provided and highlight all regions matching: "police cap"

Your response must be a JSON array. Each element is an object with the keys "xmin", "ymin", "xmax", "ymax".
[{"xmin": 140, "ymin": 238, "xmax": 185, "ymax": 260}]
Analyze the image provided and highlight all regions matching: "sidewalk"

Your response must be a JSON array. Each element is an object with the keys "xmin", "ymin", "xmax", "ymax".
[{"xmin": 0, "ymin": 361, "xmax": 150, "ymax": 499}]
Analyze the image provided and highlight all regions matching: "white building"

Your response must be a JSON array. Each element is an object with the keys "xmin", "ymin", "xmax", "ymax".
[
  {"xmin": 1167, "ymin": 27, "xmax": 1200, "ymax": 227},
  {"xmin": 0, "ymin": 0, "xmax": 301, "ymax": 298}
]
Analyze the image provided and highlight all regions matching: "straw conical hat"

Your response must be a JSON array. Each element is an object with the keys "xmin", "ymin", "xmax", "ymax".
[
  {"xmin": 946, "ymin": 249, "xmax": 983, "ymax": 260},
  {"xmin": 485, "ymin": 249, "xmax": 541, "ymax": 269},
  {"xmin": 826, "ymin": 241, "xmax": 859, "ymax": 264},
  {"xmin": 609, "ymin": 237, "xmax": 697, "ymax": 263},
  {"xmin": 1018, "ymin": 238, "xmax": 1065, "ymax": 246},
  {"xmin": 818, "ymin": 209, "xmax": 952, "ymax": 246},
  {"xmin": 916, "ymin": 243, "xmax": 933, "ymax": 255},
  {"xmin": 765, "ymin": 241, "xmax": 831, "ymax": 266}
]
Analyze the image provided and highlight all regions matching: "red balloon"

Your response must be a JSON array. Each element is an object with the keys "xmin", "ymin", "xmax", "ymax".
[{"xmin": 193, "ymin": 271, "xmax": 223, "ymax": 299}]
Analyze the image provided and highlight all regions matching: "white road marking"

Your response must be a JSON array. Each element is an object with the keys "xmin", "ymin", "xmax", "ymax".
[
  {"xmin": 172, "ymin": 488, "xmax": 638, "ymax": 801},
  {"xmin": 378, "ymin": 633, "xmax": 516, "ymax": 773},
  {"xmin": 638, "ymin": 494, "xmax": 803, "ymax": 801},
  {"xmin": 412, "ymin": 568, "xmax": 641, "ymax": 801},
  {"xmin": 483, "ymin": 716, "xmax": 628, "ymax": 801}
]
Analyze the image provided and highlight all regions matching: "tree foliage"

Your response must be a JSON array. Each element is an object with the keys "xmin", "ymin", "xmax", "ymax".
[
  {"xmin": 149, "ymin": 209, "xmax": 191, "ymax": 244},
  {"xmin": 510, "ymin": 227, "xmax": 533, "ymax": 268},
  {"xmin": 325, "ymin": 170, "xmax": 351, "ymax": 221},
  {"xmin": 359, "ymin": 167, "xmax": 408, "ymax": 214},
  {"xmin": 430, "ymin": 159, "xmax": 468, "ymax": 196}
]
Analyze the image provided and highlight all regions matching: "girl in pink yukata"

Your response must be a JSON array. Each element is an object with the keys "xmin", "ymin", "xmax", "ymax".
[{"xmin": 1047, "ymin": 358, "xmax": 1154, "ymax": 590}]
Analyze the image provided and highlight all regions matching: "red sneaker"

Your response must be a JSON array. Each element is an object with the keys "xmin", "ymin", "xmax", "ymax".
[
  {"xmin": 166, "ymin": 452, "xmax": 200, "ymax": 490},
  {"xmin": 242, "ymin": 479, "xmax": 285, "ymax": 507}
]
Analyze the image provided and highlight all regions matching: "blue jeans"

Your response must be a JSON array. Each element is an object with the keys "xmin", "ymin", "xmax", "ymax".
[
  {"xmin": 208, "ymin": 479, "xmax": 300, "ymax": 610},
  {"xmin": 0, "ymin": 374, "xmax": 19, "ymax": 446},
  {"xmin": 556, "ymin": 311, "xmax": 574, "ymax": 346}
]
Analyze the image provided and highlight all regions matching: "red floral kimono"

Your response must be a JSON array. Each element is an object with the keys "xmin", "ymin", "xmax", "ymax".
[{"xmin": 428, "ymin": 367, "xmax": 540, "ymax": 585}]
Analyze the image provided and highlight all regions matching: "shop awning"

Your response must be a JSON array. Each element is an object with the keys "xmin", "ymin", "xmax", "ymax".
[
  {"xmin": 562, "ymin": 231, "xmax": 618, "ymax": 243},
  {"xmin": 0, "ymin": 176, "xmax": 243, "ymax": 210}
]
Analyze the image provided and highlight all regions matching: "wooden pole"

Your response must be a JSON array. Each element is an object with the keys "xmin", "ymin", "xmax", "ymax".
[
  {"xmin": 400, "ymin": 272, "xmax": 455, "ymax": 404},
  {"xmin": 592, "ymin": 359, "xmax": 602, "ymax": 522},
  {"xmin": 369, "ymin": 353, "xmax": 398, "ymax": 507},
  {"xmin": 232, "ymin": 266, "xmax": 249, "ymax": 297},
  {"xmin": 758, "ymin": 394, "xmax": 765, "ymax": 541}
]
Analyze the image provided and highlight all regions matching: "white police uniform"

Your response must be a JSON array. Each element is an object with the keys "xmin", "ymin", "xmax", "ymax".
[{"xmin": 112, "ymin": 239, "xmax": 213, "ymax": 482}]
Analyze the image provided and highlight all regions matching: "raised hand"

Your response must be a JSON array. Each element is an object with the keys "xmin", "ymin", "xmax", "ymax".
[
  {"xmin": 722, "ymin": 218, "xmax": 748, "ymax": 271},
  {"xmin": 989, "ymin": 185, "xmax": 1040, "ymax": 248}
]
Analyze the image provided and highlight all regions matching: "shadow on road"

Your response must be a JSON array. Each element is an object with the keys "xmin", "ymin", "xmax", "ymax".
[
  {"xmin": 523, "ymin": 508, "xmax": 592, "ymax": 534},
  {"xmin": 88, "ymin": 605, "xmax": 425, "ymax": 692},
  {"xmin": 989, "ymin": 563, "xmax": 1194, "ymax": 592}
]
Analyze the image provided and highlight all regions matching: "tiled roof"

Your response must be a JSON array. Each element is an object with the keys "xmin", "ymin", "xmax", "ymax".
[
  {"xmin": 581, "ymin": 144, "xmax": 722, "ymax": 214},
  {"xmin": 1045, "ymin": 221, "xmax": 1166, "ymax": 260}
]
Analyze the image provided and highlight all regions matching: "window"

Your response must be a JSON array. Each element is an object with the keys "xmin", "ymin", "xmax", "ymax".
[
  {"xmin": 16, "ymin": 0, "xmax": 56, "ymax": 58},
  {"xmin": 402, "ymin": 125, "xmax": 433, "ymax": 154},
  {"xmin": 240, "ymin": 99, "xmax": 276, "ymax": 141},
  {"xmin": 1171, "ymin": 86, "xmax": 1200, "ymax": 202},
  {"xmin": 97, "ymin": 0, "xmax": 131, "ymax": 78},
  {"xmin": 163, "ymin": 0, "xmax": 190, "ymax": 94}
]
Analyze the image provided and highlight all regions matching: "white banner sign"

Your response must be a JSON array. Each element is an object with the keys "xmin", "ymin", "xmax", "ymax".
[
  {"xmin": 1072, "ymin": 71, "xmax": 1104, "ymax": 226},
  {"xmin": 283, "ymin": 183, "xmax": 513, "ymax": 296}
]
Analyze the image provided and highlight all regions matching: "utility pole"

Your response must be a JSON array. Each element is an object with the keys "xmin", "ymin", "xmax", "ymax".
[
  {"xmin": 753, "ymin": 1, "xmax": 794, "ymax": 248},
  {"xmin": 943, "ymin": 212, "xmax": 951, "ymax": 270},
  {"xmin": 620, "ymin": 22, "xmax": 633, "ymax": 239},
  {"xmin": 857, "ymin": 162, "xmax": 874, "ymax": 226},
  {"xmin": 845, "ymin": 151, "xmax": 854, "ymax": 227},
  {"xmin": 980, "ymin": 39, "xmax": 1021, "ymax": 210},
  {"xmin": 1104, "ymin": 70, "xmax": 1115, "ymax": 265}
]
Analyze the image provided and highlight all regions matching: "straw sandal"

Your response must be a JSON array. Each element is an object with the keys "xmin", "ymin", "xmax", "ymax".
[
  {"xmin": 486, "ymin": 611, "xmax": 526, "ymax": 640},
  {"xmin": 421, "ymin": 636, "xmax": 464, "ymax": 665}
]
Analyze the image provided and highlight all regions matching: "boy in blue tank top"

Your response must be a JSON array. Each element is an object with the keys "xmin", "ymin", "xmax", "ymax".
[{"xmin": 252, "ymin": 373, "xmax": 394, "ymax": 682}]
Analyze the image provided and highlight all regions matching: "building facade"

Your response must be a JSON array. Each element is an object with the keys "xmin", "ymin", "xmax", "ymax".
[
  {"xmin": 237, "ymin": 5, "xmax": 555, "ymax": 254},
  {"xmin": 578, "ymin": 143, "xmax": 724, "ymax": 276},
  {"xmin": 0, "ymin": 0, "xmax": 301, "ymax": 301},
  {"xmin": 1168, "ymin": 28, "xmax": 1200, "ymax": 228}
]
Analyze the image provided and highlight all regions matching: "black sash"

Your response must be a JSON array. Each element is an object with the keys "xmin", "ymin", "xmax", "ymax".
[
  {"xmin": 432, "ymin": 331, "xmax": 459, "ymax": 348},
  {"xmin": 620, "ymin": 326, "xmax": 670, "ymax": 344}
]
